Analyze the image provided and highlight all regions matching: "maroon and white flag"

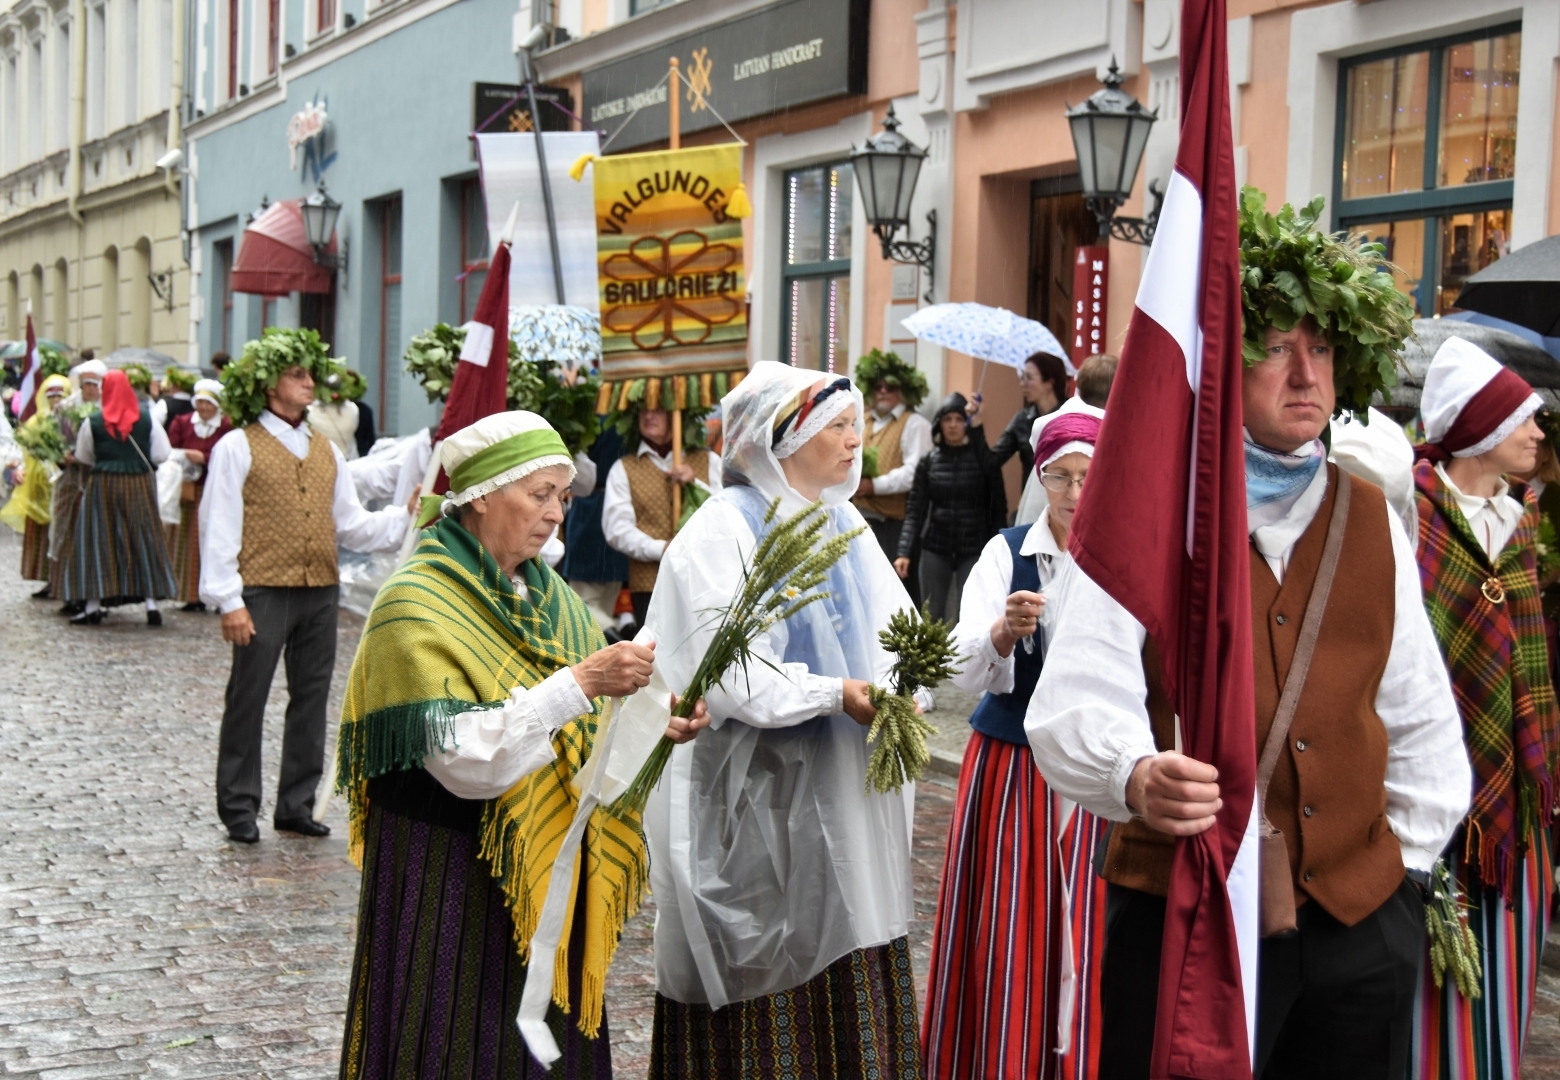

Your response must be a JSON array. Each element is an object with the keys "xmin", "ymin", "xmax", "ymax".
[
  {"xmin": 14, "ymin": 312, "xmax": 39, "ymax": 423},
  {"xmin": 1066, "ymin": 1, "xmax": 1258, "ymax": 1077}
]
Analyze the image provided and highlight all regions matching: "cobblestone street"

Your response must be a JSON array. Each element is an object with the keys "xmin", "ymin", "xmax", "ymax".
[{"xmin": 5, "ymin": 524, "xmax": 1560, "ymax": 1078}]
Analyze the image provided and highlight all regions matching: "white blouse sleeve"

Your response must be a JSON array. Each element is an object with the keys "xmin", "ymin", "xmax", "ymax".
[
  {"xmin": 422, "ymin": 668, "xmax": 592, "ymax": 800},
  {"xmin": 950, "ymin": 533, "xmax": 1017, "ymax": 695},
  {"xmin": 75, "ymin": 421, "xmax": 95, "ymax": 466}
]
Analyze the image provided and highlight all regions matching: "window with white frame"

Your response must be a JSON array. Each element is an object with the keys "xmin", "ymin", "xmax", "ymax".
[
  {"xmin": 52, "ymin": 20, "xmax": 69, "ymax": 153},
  {"xmin": 85, "ymin": 2, "xmax": 104, "ymax": 139},
  {"xmin": 121, "ymin": 0, "xmax": 138, "ymax": 125},
  {"xmin": 28, "ymin": 36, "xmax": 42, "ymax": 161},
  {"xmin": 781, "ymin": 161, "xmax": 853, "ymax": 372},
  {"xmin": 1336, "ymin": 23, "xmax": 1519, "ymax": 316}
]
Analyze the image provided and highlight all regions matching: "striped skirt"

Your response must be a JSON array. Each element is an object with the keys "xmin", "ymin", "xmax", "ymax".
[
  {"xmin": 649, "ymin": 938, "xmax": 922, "ymax": 1080},
  {"xmin": 63, "ymin": 471, "xmax": 176, "ymax": 604},
  {"xmin": 169, "ymin": 485, "xmax": 202, "ymax": 604},
  {"xmin": 340, "ymin": 801, "xmax": 612, "ymax": 1080},
  {"xmin": 1410, "ymin": 827, "xmax": 1554, "ymax": 1080},
  {"xmin": 47, "ymin": 464, "xmax": 86, "ymax": 598},
  {"xmin": 922, "ymin": 730, "xmax": 1108, "ymax": 1080},
  {"xmin": 19, "ymin": 517, "xmax": 49, "ymax": 581}
]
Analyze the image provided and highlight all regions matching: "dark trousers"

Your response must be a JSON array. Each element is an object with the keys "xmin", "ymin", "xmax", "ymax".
[
  {"xmin": 918, "ymin": 550, "xmax": 976, "ymax": 623},
  {"xmin": 1098, "ymin": 879, "xmax": 1424, "ymax": 1080},
  {"xmin": 216, "ymin": 585, "xmax": 339, "ymax": 828},
  {"xmin": 865, "ymin": 514, "xmax": 920, "ymax": 607}
]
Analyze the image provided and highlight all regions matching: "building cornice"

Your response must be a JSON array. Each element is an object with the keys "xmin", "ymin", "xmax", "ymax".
[
  {"xmin": 0, "ymin": 172, "xmax": 173, "ymax": 242},
  {"xmin": 185, "ymin": 0, "xmax": 465, "ymax": 142},
  {"xmin": 533, "ymin": 0, "xmax": 782, "ymax": 80}
]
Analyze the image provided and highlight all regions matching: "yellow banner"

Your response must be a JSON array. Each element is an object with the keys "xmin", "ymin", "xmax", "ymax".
[{"xmin": 594, "ymin": 143, "xmax": 747, "ymax": 379}]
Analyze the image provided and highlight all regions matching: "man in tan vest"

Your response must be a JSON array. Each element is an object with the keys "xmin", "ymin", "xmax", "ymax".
[
  {"xmin": 1026, "ymin": 319, "xmax": 1471, "ymax": 1078},
  {"xmin": 602, "ymin": 405, "xmax": 721, "ymax": 629},
  {"xmin": 852, "ymin": 352, "xmax": 932, "ymax": 596},
  {"xmin": 200, "ymin": 350, "xmax": 417, "ymax": 845}
]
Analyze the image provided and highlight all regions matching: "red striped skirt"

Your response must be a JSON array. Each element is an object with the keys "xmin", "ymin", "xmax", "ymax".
[
  {"xmin": 63, "ymin": 471, "xmax": 177, "ymax": 603},
  {"xmin": 170, "ymin": 485, "xmax": 202, "ymax": 604},
  {"xmin": 19, "ymin": 517, "xmax": 49, "ymax": 581},
  {"xmin": 922, "ymin": 730, "xmax": 1107, "ymax": 1080}
]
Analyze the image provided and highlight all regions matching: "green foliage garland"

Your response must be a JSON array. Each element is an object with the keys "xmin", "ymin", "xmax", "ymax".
[
  {"xmin": 37, "ymin": 345, "xmax": 70, "ymax": 380},
  {"xmin": 121, "ymin": 362, "xmax": 153, "ymax": 393},
  {"xmin": 852, "ymin": 349, "xmax": 930, "ymax": 410},
  {"xmin": 15, "ymin": 413, "xmax": 67, "ymax": 465},
  {"xmin": 163, "ymin": 367, "xmax": 198, "ymax": 393},
  {"xmin": 1239, "ymin": 186, "xmax": 1416, "ymax": 416},
  {"xmin": 318, "ymin": 367, "xmax": 369, "ymax": 404},
  {"xmin": 607, "ymin": 394, "xmax": 711, "ymax": 454},
  {"xmin": 402, "ymin": 322, "xmax": 600, "ymax": 456},
  {"xmin": 219, "ymin": 327, "xmax": 345, "ymax": 427}
]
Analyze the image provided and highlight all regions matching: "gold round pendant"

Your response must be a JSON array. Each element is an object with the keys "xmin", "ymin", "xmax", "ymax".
[{"xmin": 1482, "ymin": 577, "xmax": 1506, "ymax": 605}]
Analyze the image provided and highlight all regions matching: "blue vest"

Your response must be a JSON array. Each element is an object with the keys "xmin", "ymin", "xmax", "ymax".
[{"xmin": 966, "ymin": 524, "xmax": 1044, "ymax": 745}]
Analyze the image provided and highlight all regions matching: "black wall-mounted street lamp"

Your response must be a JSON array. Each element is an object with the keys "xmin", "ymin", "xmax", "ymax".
[
  {"xmin": 301, "ymin": 181, "xmax": 347, "ymax": 272},
  {"xmin": 851, "ymin": 105, "xmax": 936, "ymax": 303},
  {"xmin": 1066, "ymin": 60, "xmax": 1161, "ymax": 246}
]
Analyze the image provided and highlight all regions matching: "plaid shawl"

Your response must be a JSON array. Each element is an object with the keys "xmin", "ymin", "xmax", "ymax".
[
  {"xmin": 335, "ymin": 515, "xmax": 647, "ymax": 1037},
  {"xmin": 1414, "ymin": 461, "xmax": 1560, "ymax": 902}
]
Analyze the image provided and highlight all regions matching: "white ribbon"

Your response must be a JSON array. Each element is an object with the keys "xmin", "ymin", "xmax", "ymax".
[{"xmin": 516, "ymin": 631, "xmax": 676, "ymax": 1064}]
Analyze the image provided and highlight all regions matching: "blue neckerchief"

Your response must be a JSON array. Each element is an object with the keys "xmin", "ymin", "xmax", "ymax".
[{"xmin": 1245, "ymin": 434, "xmax": 1323, "ymax": 511}]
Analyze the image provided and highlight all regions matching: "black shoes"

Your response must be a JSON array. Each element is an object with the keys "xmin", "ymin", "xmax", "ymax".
[
  {"xmin": 70, "ymin": 609, "xmax": 103, "ymax": 626},
  {"xmin": 146, "ymin": 610, "xmax": 163, "ymax": 627},
  {"xmin": 275, "ymin": 817, "xmax": 331, "ymax": 838},
  {"xmin": 227, "ymin": 821, "xmax": 261, "ymax": 844},
  {"xmin": 30, "ymin": 586, "xmax": 52, "ymax": 600},
  {"xmin": 59, "ymin": 600, "xmax": 84, "ymax": 616},
  {"xmin": 181, "ymin": 601, "xmax": 206, "ymax": 613}
]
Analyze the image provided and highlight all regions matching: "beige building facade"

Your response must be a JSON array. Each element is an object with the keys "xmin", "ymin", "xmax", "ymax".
[{"xmin": 0, "ymin": 0, "xmax": 186, "ymax": 359}]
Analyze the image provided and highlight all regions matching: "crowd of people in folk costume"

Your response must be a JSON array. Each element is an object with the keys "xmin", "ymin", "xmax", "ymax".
[{"xmin": 5, "ymin": 205, "xmax": 1560, "ymax": 1080}]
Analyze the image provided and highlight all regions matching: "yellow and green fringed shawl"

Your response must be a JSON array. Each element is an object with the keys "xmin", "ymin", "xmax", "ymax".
[{"xmin": 335, "ymin": 515, "xmax": 648, "ymax": 1037}]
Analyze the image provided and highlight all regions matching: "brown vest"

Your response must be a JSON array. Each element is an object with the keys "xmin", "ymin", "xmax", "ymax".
[
  {"xmin": 622, "ymin": 448, "xmax": 711, "ymax": 593},
  {"xmin": 855, "ymin": 410, "xmax": 910, "ymax": 520},
  {"xmin": 1102, "ymin": 467, "xmax": 1404, "ymax": 927},
  {"xmin": 237, "ymin": 423, "xmax": 340, "ymax": 588}
]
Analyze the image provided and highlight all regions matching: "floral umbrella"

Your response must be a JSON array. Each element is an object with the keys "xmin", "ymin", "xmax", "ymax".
[
  {"xmin": 508, "ymin": 304, "xmax": 602, "ymax": 368},
  {"xmin": 900, "ymin": 302, "xmax": 1068, "ymax": 373}
]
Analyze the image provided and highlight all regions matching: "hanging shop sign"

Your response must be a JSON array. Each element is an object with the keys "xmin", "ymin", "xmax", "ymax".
[
  {"xmin": 593, "ymin": 143, "xmax": 747, "ymax": 380},
  {"xmin": 580, "ymin": 0, "xmax": 867, "ymax": 150},
  {"xmin": 1071, "ymin": 245, "xmax": 1110, "ymax": 370},
  {"xmin": 472, "ymin": 82, "xmax": 575, "ymax": 135},
  {"xmin": 287, "ymin": 96, "xmax": 335, "ymax": 182}
]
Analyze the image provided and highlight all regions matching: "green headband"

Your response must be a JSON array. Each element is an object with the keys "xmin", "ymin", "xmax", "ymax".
[{"xmin": 447, "ymin": 428, "xmax": 570, "ymax": 496}]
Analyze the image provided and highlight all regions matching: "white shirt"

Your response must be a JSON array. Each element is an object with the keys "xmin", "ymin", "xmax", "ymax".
[
  {"xmin": 74, "ymin": 412, "xmax": 172, "ymax": 466},
  {"xmin": 1025, "ymin": 468, "xmax": 1471, "ymax": 873},
  {"xmin": 862, "ymin": 404, "xmax": 934, "ymax": 498},
  {"xmin": 951, "ymin": 513, "xmax": 1066, "ymax": 696},
  {"xmin": 423, "ymin": 666, "xmax": 591, "ymax": 799},
  {"xmin": 1434, "ymin": 463, "xmax": 1524, "ymax": 560},
  {"xmin": 348, "ymin": 428, "xmax": 434, "ymax": 508},
  {"xmin": 198, "ymin": 409, "xmax": 413, "ymax": 614},
  {"xmin": 602, "ymin": 444, "xmax": 724, "ymax": 564}
]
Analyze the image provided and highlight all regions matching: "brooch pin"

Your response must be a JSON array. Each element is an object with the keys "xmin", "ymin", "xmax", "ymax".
[{"xmin": 1482, "ymin": 577, "xmax": 1506, "ymax": 605}]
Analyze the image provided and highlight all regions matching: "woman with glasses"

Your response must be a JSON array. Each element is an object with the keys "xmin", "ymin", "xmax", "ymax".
[
  {"xmin": 895, "ymin": 392, "xmax": 1008, "ymax": 621},
  {"xmin": 922, "ymin": 396, "xmax": 1108, "ymax": 1080}
]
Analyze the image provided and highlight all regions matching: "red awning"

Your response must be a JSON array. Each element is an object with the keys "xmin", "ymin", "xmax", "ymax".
[{"xmin": 231, "ymin": 199, "xmax": 334, "ymax": 296}]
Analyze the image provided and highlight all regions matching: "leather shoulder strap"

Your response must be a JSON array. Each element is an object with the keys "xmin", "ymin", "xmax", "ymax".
[{"xmin": 1256, "ymin": 468, "xmax": 1351, "ymax": 800}]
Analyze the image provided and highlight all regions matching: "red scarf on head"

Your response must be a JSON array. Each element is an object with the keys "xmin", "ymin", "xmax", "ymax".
[{"xmin": 100, "ymin": 370, "xmax": 141, "ymax": 441}]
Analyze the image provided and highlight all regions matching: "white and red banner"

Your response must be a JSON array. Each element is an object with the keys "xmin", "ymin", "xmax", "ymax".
[
  {"xmin": 1066, "ymin": 1, "xmax": 1259, "ymax": 1077},
  {"xmin": 14, "ymin": 313, "xmax": 39, "ymax": 423}
]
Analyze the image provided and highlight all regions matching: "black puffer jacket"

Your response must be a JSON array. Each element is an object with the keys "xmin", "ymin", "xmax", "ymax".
[{"xmin": 899, "ymin": 397, "xmax": 1007, "ymax": 561}]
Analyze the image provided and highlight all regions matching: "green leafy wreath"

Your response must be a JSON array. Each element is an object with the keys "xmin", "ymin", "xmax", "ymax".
[
  {"xmin": 852, "ymin": 349, "xmax": 929, "ymax": 410},
  {"xmin": 318, "ymin": 367, "xmax": 369, "ymax": 404},
  {"xmin": 1239, "ymin": 186, "xmax": 1416, "ymax": 416},
  {"xmin": 219, "ymin": 327, "xmax": 345, "ymax": 427},
  {"xmin": 121, "ymin": 362, "xmax": 153, "ymax": 393},
  {"xmin": 163, "ymin": 366, "xmax": 198, "ymax": 393}
]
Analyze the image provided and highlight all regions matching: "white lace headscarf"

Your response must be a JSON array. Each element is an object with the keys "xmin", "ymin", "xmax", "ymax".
[{"xmin": 719, "ymin": 361, "xmax": 864, "ymax": 517}]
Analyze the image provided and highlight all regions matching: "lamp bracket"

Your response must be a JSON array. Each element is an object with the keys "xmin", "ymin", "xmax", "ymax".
[
  {"xmin": 1088, "ymin": 177, "xmax": 1164, "ymax": 247},
  {"xmin": 311, "ymin": 241, "xmax": 348, "ymax": 274},
  {"xmin": 873, "ymin": 209, "xmax": 937, "ymax": 304},
  {"xmin": 148, "ymin": 268, "xmax": 176, "ymax": 313}
]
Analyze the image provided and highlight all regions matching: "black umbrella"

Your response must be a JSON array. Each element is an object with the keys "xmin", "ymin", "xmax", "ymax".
[
  {"xmin": 1382, "ymin": 320, "xmax": 1560, "ymax": 414},
  {"xmin": 1453, "ymin": 234, "xmax": 1560, "ymax": 336}
]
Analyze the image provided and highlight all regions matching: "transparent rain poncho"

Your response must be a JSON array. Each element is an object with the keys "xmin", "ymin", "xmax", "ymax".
[{"xmin": 640, "ymin": 361, "xmax": 917, "ymax": 1008}]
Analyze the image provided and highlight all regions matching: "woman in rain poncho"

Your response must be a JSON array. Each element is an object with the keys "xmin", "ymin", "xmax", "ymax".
[{"xmin": 639, "ymin": 360, "xmax": 924, "ymax": 1079}]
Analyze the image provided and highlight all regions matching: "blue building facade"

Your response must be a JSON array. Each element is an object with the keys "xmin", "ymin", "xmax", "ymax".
[{"xmin": 183, "ymin": 0, "xmax": 544, "ymax": 435}]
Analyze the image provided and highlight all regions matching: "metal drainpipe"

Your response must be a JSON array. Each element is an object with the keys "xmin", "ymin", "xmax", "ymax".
[
  {"xmin": 165, "ymin": 0, "xmax": 182, "ymax": 199},
  {"xmin": 67, "ymin": 0, "xmax": 85, "ymax": 226}
]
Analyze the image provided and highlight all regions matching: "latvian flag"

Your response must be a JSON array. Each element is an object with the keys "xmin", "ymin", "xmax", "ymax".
[
  {"xmin": 14, "ymin": 311, "xmax": 39, "ymax": 423},
  {"xmin": 1066, "ymin": 1, "xmax": 1259, "ymax": 1078}
]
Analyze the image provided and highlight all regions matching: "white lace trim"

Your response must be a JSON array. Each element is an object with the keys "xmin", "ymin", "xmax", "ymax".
[
  {"xmin": 441, "ymin": 454, "xmax": 575, "ymax": 515},
  {"xmin": 774, "ymin": 390, "xmax": 854, "ymax": 459},
  {"xmin": 1452, "ymin": 393, "xmax": 1542, "ymax": 458}
]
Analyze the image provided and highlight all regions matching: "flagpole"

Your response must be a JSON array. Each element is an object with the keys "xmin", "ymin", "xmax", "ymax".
[
  {"xmin": 521, "ymin": 47, "xmax": 565, "ymax": 305},
  {"xmin": 668, "ymin": 57, "xmax": 684, "ymax": 528}
]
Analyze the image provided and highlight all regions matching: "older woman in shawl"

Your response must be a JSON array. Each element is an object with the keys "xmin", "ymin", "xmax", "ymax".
[
  {"xmin": 639, "ymin": 360, "xmax": 923, "ymax": 1080},
  {"xmin": 1, "ymin": 374, "xmax": 71, "ymax": 588},
  {"xmin": 923, "ymin": 396, "xmax": 1108, "ymax": 1080},
  {"xmin": 335, "ymin": 411, "xmax": 705, "ymax": 1080},
  {"xmin": 64, "ymin": 369, "xmax": 176, "ymax": 626}
]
